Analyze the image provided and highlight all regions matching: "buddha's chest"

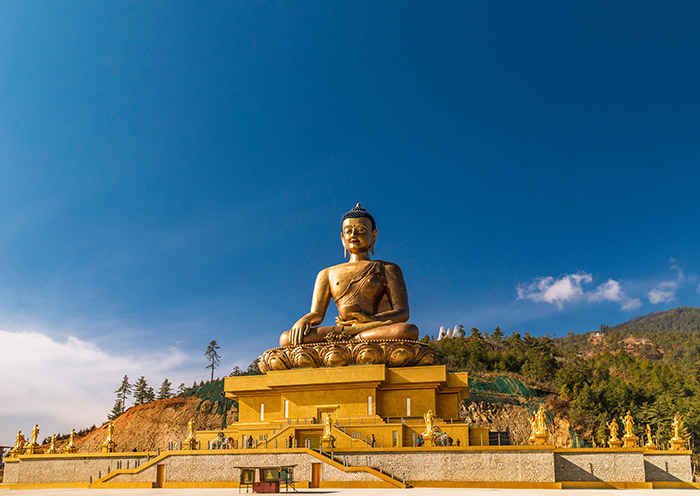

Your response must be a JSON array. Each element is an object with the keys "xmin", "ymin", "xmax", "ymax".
[{"xmin": 328, "ymin": 262, "xmax": 387, "ymax": 302}]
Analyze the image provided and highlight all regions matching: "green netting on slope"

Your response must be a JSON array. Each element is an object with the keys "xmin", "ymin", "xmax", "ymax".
[
  {"xmin": 468, "ymin": 376, "xmax": 548, "ymax": 405},
  {"xmin": 179, "ymin": 380, "xmax": 236, "ymax": 418}
]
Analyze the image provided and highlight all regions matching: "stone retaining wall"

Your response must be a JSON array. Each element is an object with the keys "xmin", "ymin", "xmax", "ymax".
[
  {"xmin": 108, "ymin": 452, "xmax": 379, "ymax": 484},
  {"xmin": 2, "ymin": 454, "xmax": 149, "ymax": 484},
  {"xmin": 644, "ymin": 453, "xmax": 693, "ymax": 482},
  {"xmin": 339, "ymin": 449, "xmax": 554, "ymax": 482},
  {"xmin": 2, "ymin": 448, "xmax": 693, "ymax": 486},
  {"xmin": 554, "ymin": 451, "xmax": 645, "ymax": 482}
]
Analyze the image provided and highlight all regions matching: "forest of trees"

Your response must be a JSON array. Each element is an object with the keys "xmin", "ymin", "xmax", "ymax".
[{"xmin": 429, "ymin": 307, "xmax": 700, "ymax": 451}]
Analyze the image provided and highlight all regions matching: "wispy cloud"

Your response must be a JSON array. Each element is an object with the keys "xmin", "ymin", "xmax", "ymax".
[
  {"xmin": 647, "ymin": 257, "xmax": 691, "ymax": 305},
  {"xmin": 648, "ymin": 280, "xmax": 678, "ymax": 304},
  {"xmin": 589, "ymin": 279, "xmax": 642, "ymax": 310},
  {"xmin": 517, "ymin": 272, "xmax": 640, "ymax": 311},
  {"xmin": 0, "ymin": 330, "xmax": 199, "ymax": 445}
]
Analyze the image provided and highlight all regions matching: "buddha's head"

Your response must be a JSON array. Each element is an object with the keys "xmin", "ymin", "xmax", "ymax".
[{"xmin": 341, "ymin": 203, "xmax": 378, "ymax": 257}]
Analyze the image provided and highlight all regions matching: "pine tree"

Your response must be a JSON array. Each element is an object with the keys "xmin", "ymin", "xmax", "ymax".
[
  {"xmin": 107, "ymin": 399, "xmax": 123, "ymax": 421},
  {"xmin": 205, "ymin": 340, "xmax": 221, "ymax": 381},
  {"xmin": 157, "ymin": 378, "xmax": 173, "ymax": 400},
  {"xmin": 176, "ymin": 383, "xmax": 187, "ymax": 395},
  {"xmin": 133, "ymin": 376, "xmax": 150, "ymax": 405},
  {"xmin": 146, "ymin": 386, "xmax": 155, "ymax": 403},
  {"xmin": 114, "ymin": 375, "xmax": 132, "ymax": 412}
]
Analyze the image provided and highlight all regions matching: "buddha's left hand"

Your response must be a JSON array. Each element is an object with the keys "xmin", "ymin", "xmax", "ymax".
[{"xmin": 335, "ymin": 311, "xmax": 376, "ymax": 326}]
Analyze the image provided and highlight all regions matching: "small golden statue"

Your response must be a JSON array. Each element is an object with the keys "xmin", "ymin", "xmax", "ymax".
[
  {"xmin": 7, "ymin": 430, "xmax": 26, "ymax": 458},
  {"xmin": 185, "ymin": 418, "xmax": 197, "ymax": 450},
  {"xmin": 421, "ymin": 409, "xmax": 441, "ymax": 446},
  {"xmin": 321, "ymin": 412, "xmax": 336, "ymax": 449},
  {"xmin": 65, "ymin": 428, "xmax": 78, "ymax": 453},
  {"xmin": 607, "ymin": 418, "xmax": 622, "ymax": 448},
  {"xmin": 260, "ymin": 205, "xmax": 434, "ymax": 371},
  {"xmin": 670, "ymin": 412, "xmax": 686, "ymax": 450},
  {"xmin": 46, "ymin": 434, "xmax": 58, "ymax": 454},
  {"xmin": 24, "ymin": 424, "xmax": 43, "ymax": 454},
  {"xmin": 621, "ymin": 411, "xmax": 639, "ymax": 448},
  {"xmin": 643, "ymin": 424, "xmax": 657, "ymax": 450},
  {"xmin": 101, "ymin": 421, "xmax": 117, "ymax": 453},
  {"xmin": 529, "ymin": 405, "xmax": 549, "ymax": 445}
]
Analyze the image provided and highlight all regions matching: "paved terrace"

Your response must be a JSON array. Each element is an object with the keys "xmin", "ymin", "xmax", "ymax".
[{"xmin": 2, "ymin": 488, "xmax": 700, "ymax": 496}]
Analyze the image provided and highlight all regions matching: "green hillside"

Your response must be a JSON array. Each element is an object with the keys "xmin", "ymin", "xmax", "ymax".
[
  {"xmin": 557, "ymin": 307, "xmax": 700, "ymax": 369},
  {"xmin": 432, "ymin": 307, "xmax": 700, "ymax": 457}
]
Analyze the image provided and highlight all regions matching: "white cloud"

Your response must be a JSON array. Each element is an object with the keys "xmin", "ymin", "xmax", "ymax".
[
  {"xmin": 517, "ymin": 272, "xmax": 592, "ymax": 310},
  {"xmin": 588, "ymin": 279, "xmax": 642, "ymax": 310},
  {"xmin": 647, "ymin": 258, "xmax": 689, "ymax": 305},
  {"xmin": 588, "ymin": 279, "xmax": 623, "ymax": 302},
  {"xmin": 518, "ymin": 273, "xmax": 639, "ymax": 311},
  {"xmin": 0, "ymin": 330, "xmax": 198, "ymax": 446},
  {"xmin": 621, "ymin": 298, "xmax": 642, "ymax": 311},
  {"xmin": 648, "ymin": 280, "xmax": 678, "ymax": 304}
]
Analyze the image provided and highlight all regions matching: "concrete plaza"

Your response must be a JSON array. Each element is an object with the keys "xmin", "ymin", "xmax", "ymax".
[{"xmin": 2, "ymin": 489, "xmax": 700, "ymax": 496}]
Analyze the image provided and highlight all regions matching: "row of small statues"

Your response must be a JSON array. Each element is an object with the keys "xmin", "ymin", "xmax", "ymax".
[
  {"xmin": 528, "ymin": 406, "xmax": 688, "ymax": 450},
  {"xmin": 601, "ymin": 411, "xmax": 687, "ymax": 450},
  {"xmin": 7, "ymin": 424, "xmax": 78, "ymax": 458},
  {"xmin": 6, "ymin": 419, "xmax": 199, "ymax": 457}
]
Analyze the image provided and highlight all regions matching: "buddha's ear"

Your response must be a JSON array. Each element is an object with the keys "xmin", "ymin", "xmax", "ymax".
[
  {"xmin": 371, "ymin": 229, "xmax": 378, "ymax": 255},
  {"xmin": 341, "ymin": 236, "xmax": 348, "ymax": 258}
]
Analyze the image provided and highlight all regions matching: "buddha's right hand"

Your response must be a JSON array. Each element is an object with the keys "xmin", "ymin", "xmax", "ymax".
[{"xmin": 289, "ymin": 317, "xmax": 311, "ymax": 345}]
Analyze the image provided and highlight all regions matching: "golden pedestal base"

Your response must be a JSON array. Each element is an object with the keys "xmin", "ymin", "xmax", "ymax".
[
  {"xmin": 532, "ymin": 432, "xmax": 548, "ymax": 446},
  {"xmin": 670, "ymin": 437, "xmax": 686, "ymax": 450},
  {"xmin": 608, "ymin": 438, "xmax": 623, "ymax": 448},
  {"xmin": 197, "ymin": 364, "xmax": 473, "ymax": 449},
  {"xmin": 622, "ymin": 434, "xmax": 639, "ymax": 448},
  {"xmin": 23, "ymin": 444, "xmax": 42, "ymax": 455},
  {"xmin": 258, "ymin": 340, "xmax": 434, "ymax": 372},
  {"xmin": 101, "ymin": 441, "xmax": 116, "ymax": 453},
  {"xmin": 64, "ymin": 446, "xmax": 77, "ymax": 454}
]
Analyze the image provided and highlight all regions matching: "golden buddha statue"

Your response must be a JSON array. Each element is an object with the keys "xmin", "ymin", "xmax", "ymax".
[
  {"xmin": 322, "ymin": 412, "xmax": 336, "ymax": 449},
  {"xmin": 46, "ymin": 434, "xmax": 57, "ymax": 454},
  {"xmin": 670, "ymin": 412, "xmax": 686, "ymax": 450},
  {"xmin": 643, "ymin": 424, "xmax": 657, "ymax": 450},
  {"xmin": 185, "ymin": 418, "xmax": 197, "ymax": 450},
  {"xmin": 260, "ymin": 205, "xmax": 433, "ymax": 371},
  {"xmin": 101, "ymin": 421, "xmax": 117, "ymax": 453},
  {"xmin": 620, "ymin": 410, "xmax": 638, "ymax": 448},
  {"xmin": 65, "ymin": 428, "xmax": 77, "ymax": 453},
  {"xmin": 529, "ymin": 405, "xmax": 549, "ymax": 445},
  {"xmin": 24, "ymin": 424, "xmax": 43, "ymax": 454},
  {"xmin": 279, "ymin": 204, "xmax": 418, "ymax": 347},
  {"xmin": 7, "ymin": 430, "xmax": 26, "ymax": 458},
  {"xmin": 607, "ymin": 418, "xmax": 622, "ymax": 448}
]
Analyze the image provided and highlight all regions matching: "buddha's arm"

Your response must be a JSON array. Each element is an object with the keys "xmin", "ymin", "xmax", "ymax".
[
  {"xmin": 374, "ymin": 263, "xmax": 410, "ymax": 322},
  {"xmin": 289, "ymin": 269, "xmax": 332, "ymax": 345}
]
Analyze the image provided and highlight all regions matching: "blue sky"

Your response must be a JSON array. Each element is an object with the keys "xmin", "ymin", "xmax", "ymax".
[{"xmin": 1, "ymin": 1, "xmax": 699, "ymax": 443}]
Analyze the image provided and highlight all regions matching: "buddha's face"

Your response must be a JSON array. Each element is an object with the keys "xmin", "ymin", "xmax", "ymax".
[{"xmin": 341, "ymin": 217, "xmax": 377, "ymax": 255}]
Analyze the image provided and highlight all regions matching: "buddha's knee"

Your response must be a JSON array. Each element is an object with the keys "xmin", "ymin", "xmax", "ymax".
[
  {"xmin": 279, "ymin": 331, "xmax": 291, "ymax": 347},
  {"xmin": 400, "ymin": 323, "xmax": 420, "ymax": 340}
]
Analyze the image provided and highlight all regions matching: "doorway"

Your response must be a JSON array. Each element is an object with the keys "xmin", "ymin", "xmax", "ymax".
[
  {"xmin": 311, "ymin": 463, "xmax": 321, "ymax": 488},
  {"xmin": 155, "ymin": 464, "xmax": 165, "ymax": 488}
]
